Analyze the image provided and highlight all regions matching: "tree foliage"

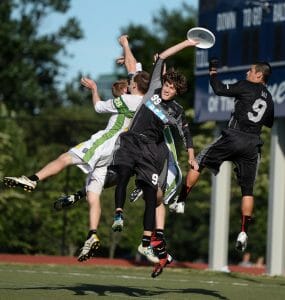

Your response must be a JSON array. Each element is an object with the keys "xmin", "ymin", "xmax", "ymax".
[{"xmin": 0, "ymin": 0, "xmax": 83, "ymax": 115}]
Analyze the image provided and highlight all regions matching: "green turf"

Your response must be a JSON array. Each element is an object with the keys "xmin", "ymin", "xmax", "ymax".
[{"xmin": 0, "ymin": 263, "xmax": 285, "ymax": 299}]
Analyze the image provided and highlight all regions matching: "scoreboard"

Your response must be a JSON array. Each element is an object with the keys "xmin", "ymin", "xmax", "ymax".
[{"xmin": 195, "ymin": 0, "xmax": 285, "ymax": 122}]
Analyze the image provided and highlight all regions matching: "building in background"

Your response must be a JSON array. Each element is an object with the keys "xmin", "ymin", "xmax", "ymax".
[{"xmin": 96, "ymin": 74, "xmax": 117, "ymax": 100}]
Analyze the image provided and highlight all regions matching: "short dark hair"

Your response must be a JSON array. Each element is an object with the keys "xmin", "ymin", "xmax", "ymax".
[
  {"xmin": 133, "ymin": 71, "xmax": 150, "ymax": 94},
  {"xmin": 254, "ymin": 62, "xmax": 272, "ymax": 83},
  {"xmin": 162, "ymin": 68, "xmax": 188, "ymax": 96}
]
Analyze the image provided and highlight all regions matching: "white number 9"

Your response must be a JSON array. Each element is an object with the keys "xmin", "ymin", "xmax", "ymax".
[
  {"xmin": 151, "ymin": 174, "xmax": 158, "ymax": 185},
  {"xmin": 248, "ymin": 99, "xmax": 267, "ymax": 123}
]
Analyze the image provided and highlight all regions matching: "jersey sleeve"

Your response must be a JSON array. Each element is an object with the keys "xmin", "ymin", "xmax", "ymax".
[
  {"xmin": 148, "ymin": 58, "xmax": 164, "ymax": 91},
  {"xmin": 210, "ymin": 74, "xmax": 244, "ymax": 97},
  {"xmin": 264, "ymin": 98, "xmax": 275, "ymax": 128},
  {"xmin": 181, "ymin": 111, "xmax": 193, "ymax": 149},
  {"xmin": 94, "ymin": 99, "xmax": 117, "ymax": 113}
]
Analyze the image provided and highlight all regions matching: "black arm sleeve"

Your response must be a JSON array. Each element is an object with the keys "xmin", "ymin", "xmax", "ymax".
[
  {"xmin": 181, "ymin": 111, "xmax": 193, "ymax": 149},
  {"xmin": 264, "ymin": 101, "xmax": 275, "ymax": 128},
  {"xmin": 210, "ymin": 74, "xmax": 242, "ymax": 97}
]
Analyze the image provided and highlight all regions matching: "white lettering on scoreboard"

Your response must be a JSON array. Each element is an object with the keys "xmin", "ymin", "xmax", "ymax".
[
  {"xmin": 216, "ymin": 11, "xmax": 236, "ymax": 31},
  {"xmin": 216, "ymin": 2, "xmax": 285, "ymax": 30},
  {"xmin": 243, "ymin": 7, "xmax": 262, "ymax": 27},
  {"xmin": 196, "ymin": 50, "xmax": 209, "ymax": 68},
  {"xmin": 268, "ymin": 80, "xmax": 285, "ymax": 105},
  {"xmin": 273, "ymin": 2, "xmax": 285, "ymax": 22}
]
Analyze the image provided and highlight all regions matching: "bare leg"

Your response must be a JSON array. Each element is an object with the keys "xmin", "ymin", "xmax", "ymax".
[
  {"xmin": 240, "ymin": 195, "xmax": 254, "ymax": 232},
  {"xmin": 87, "ymin": 191, "xmax": 101, "ymax": 230},
  {"xmin": 185, "ymin": 168, "xmax": 201, "ymax": 190},
  {"xmin": 77, "ymin": 190, "xmax": 101, "ymax": 262},
  {"xmin": 155, "ymin": 187, "xmax": 165, "ymax": 229},
  {"xmin": 35, "ymin": 152, "xmax": 73, "ymax": 181},
  {"xmin": 155, "ymin": 203, "xmax": 166, "ymax": 229},
  {"xmin": 241, "ymin": 195, "xmax": 254, "ymax": 216}
]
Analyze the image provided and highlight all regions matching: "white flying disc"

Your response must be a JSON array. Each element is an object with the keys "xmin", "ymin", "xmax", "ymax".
[{"xmin": 187, "ymin": 27, "xmax": 215, "ymax": 49}]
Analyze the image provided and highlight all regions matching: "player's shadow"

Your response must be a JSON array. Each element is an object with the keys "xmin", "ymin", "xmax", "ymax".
[
  {"xmin": 226, "ymin": 272, "xmax": 262, "ymax": 284},
  {"xmin": 1, "ymin": 284, "xmax": 229, "ymax": 299}
]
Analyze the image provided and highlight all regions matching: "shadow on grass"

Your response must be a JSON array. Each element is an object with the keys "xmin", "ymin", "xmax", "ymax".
[
  {"xmin": 226, "ymin": 272, "xmax": 263, "ymax": 284},
  {"xmin": 2, "ymin": 283, "xmax": 229, "ymax": 298}
]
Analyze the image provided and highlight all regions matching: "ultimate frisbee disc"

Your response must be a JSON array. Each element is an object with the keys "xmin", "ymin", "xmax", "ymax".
[{"xmin": 187, "ymin": 27, "xmax": 215, "ymax": 49}]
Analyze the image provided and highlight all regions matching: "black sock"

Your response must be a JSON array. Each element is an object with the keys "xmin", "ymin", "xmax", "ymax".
[
  {"xmin": 155, "ymin": 229, "xmax": 164, "ymax": 240},
  {"xmin": 74, "ymin": 189, "xmax": 86, "ymax": 200},
  {"xmin": 87, "ymin": 229, "xmax": 97, "ymax": 239},
  {"xmin": 177, "ymin": 184, "xmax": 190, "ymax": 203},
  {"xmin": 156, "ymin": 246, "xmax": 167, "ymax": 259},
  {"xmin": 142, "ymin": 235, "xmax": 151, "ymax": 247},
  {"xmin": 28, "ymin": 175, "xmax": 39, "ymax": 182}
]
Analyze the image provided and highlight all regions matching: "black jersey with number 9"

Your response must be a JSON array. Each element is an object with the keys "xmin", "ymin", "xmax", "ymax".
[{"xmin": 210, "ymin": 76, "xmax": 274, "ymax": 135}]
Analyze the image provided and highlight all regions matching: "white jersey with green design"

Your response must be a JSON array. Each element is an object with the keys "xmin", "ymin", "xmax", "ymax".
[{"xmin": 69, "ymin": 94, "xmax": 142, "ymax": 174}]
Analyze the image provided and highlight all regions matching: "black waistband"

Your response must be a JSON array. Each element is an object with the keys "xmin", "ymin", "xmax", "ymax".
[{"xmin": 227, "ymin": 118, "xmax": 260, "ymax": 136}]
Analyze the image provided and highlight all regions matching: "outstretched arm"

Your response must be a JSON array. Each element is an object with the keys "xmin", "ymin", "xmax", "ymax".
[
  {"xmin": 81, "ymin": 77, "xmax": 101, "ymax": 106},
  {"xmin": 118, "ymin": 35, "xmax": 137, "ymax": 74},
  {"xmin": 159, "ymin": 39, "xmax": 199, "ymax": 60}
]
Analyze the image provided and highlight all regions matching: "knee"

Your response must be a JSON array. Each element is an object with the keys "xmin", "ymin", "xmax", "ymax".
[
  {"xmin": 57, "ymin": 153, "xmax": 73, "ymax": 166},
  {"xmin": 87, "ymin": 192, "xmax": 100, "ymax": 205}
]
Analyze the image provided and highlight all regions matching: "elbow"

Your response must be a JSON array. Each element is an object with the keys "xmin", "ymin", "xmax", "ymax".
[
  {"xmin": 214, "ymin": 90, "xmax": 224, "ymax": 96},
  {"xmin": 94, "ymin": 104, "xmax": 101, "ymax": 113}
]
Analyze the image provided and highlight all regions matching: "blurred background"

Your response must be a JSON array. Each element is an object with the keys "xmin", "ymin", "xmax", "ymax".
[{"xmin": 0, "ymin": 0, "xmax": 283, "ymax": 273}]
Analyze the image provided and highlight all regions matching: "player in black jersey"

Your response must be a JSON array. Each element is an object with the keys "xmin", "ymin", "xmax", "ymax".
[
  {"xmin": 170, "ymin": 58, "xmax": 274, "ymax": 252},
  {"xmin": 110, "ymin": 38, "xmax": 199, "ymax": 277}
]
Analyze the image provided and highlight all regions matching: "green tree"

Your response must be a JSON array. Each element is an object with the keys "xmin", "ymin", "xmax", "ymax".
[{"xmin": 0, "ymin": 0, "xmax": 83, "ymax": 115}]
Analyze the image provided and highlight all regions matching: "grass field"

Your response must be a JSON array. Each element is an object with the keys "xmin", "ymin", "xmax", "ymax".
[{"xmin": 0, "ymin": 262, "xmax": 285, "ymax": 300}]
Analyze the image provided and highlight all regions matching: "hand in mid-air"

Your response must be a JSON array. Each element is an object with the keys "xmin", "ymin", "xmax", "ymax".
[
  {"xmin": 187, "ymin": 38, "xmax": 200, "ymax": 47},
  {"xmin": 81, "ymin": 77, "xmax": 97, "ymax": 91},
  {"xmin": 209, "ymin": 57, "xmax": 219, "ymax": 75},
  {"xmin": 189, "ymin": 158, "xmax": 199, "ymax": 171},
  {"xmin": 116, "ymin": 56, "xmax": 125, "ymax": 65},
  {"xmin": 118, "ymin": 34, "xmax": 129, "ymax": 48}
]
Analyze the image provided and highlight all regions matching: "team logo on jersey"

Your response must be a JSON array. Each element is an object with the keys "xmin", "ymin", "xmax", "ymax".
[
  {"xmin": 145, "ymin": 94, "xmax": 169, "ymax": 124},
  {"xmin": 114, "ymin": 97, "xmax": 123, "ymax": 108}
]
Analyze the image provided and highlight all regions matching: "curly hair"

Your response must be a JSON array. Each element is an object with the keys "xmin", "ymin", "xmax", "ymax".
[{"xmin": 162, "ymin": 68, "xmax": 188, "ymax": 96}]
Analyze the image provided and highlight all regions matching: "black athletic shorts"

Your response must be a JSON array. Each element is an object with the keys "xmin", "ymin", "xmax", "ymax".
[
  {"xmin": 196, "ymin": 128, "xmax": 263, "ymax": 196},
  {"xmin": 112, "ymin": 131, "xmax": 169, "ymax": 189}
]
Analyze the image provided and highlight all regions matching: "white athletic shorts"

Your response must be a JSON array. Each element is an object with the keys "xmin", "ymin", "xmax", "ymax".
[
  {"xmin": 69, "ymin": 129, "xmax": 120, "ymax": 174},
  {"xmin": 69, "ymin": 152, "xmax": 106, "ymax": 195}
]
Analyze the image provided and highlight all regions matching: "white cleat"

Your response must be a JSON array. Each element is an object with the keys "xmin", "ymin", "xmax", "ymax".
[
  {"xmin": 4, "ymin": 175, "xmax": 37, "ymax": 192},
  {"xmin": 138, "ymin": 243, "xmax": 159, "ymax": 263},
  {"xmin": 78, "ymin": 234, "xmax": 100, "ymax": 262},
  {"xmin": 235, "ymin": 231, "xmax": 248, "ymax": 252},
  {"xmin": 169, "ymin": 196, "xmax": 185, "ymax": 214}
]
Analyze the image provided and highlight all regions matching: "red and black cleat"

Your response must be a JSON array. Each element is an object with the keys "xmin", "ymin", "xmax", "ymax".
[{"xmin": 151, "ymin": 254, "xmax": 173, "ymax": 278}]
